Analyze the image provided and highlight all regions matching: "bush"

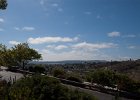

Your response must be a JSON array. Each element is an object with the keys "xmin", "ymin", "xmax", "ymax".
[
  {"xmin": 34, "ymin": 65, "xmax": 45, "ymax": 73},
  {"xmin": 0, "ymin": 80, "xmax": 10, "ymax": 100},
  {"xmin": 53, "ymin": 68, "xmax": 66, "ymax": 78},
  {"xmin": 28, "ymin": 65, "xmax": 45, "ymax": 73},
  {"xmin": 116, "ymin": 73, "xmax": 140, "ymax": 93},
  {"xmin": 88, "ymin": 69, "xmax": 116, "ymax": 87},
  {"xmin": 67, "ymin": 76, "xmax": 83, "ymax": 83},
  {"xmin": 9, "ymin": 75, "xmax": 97, "ymax": 100}
]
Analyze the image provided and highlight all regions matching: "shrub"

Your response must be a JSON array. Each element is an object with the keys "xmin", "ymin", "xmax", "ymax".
[
  {"xmin": 9, "ymin": 75, "xmax": 97, "ymax": 100},
  {"xmin": 88, "ymin": 69, "xmax": 116, "ymax": 87},
  {"xmin": 0, "ymin": 80, "xmax": 10, "ymax": 99},
  {"xmin": 28, "ymin": 65, "xmax": 45, "ymax": 73},
  {"xmin": 67, "ymin": 76, "xmax": 83, "ymax": 83},
  {"xmin": 53, "ymin": 68, "xmax": 66, "ymax": 78}
]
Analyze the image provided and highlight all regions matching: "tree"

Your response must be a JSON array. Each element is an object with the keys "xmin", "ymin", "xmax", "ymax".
[
  {"xmin": 11, "ymin": 43, "xmax": 42, "ymax": 69},
  {"xmin": 0, "ymin": 44, "xmax": 13, "ymax": 67},
  {"xmin": 0, "ymin": 43, "xmax": 42, "ymax": 69},
  {"xmin": 0, "ymin": 44, "xmax": 6, "ymax": 65},
  {"xmin": 0, "ymin": 0, "xmax": 7, "ymax": 10}
]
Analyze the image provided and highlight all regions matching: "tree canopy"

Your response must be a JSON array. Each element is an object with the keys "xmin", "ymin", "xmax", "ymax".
[
  {"xmin": 0, "ymin": 43, "xmax": 42, "ymax": 69},
  {"xmin": 0, "ymin": 0, "xmax": 7, "ymax": 10}
]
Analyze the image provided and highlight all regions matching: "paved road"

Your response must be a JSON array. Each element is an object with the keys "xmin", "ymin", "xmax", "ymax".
[
  {"xmin": 64, "ymin": 84, "xmax": 133, "ymax": 100},
  {"xmin": 0, "ymin": 66, "xmax": 23, "ymax": 82}
]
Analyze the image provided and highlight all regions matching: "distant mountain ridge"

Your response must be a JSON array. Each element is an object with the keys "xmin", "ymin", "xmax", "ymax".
[{"xmin": 30, "ymin": 60, "xmax": 108, "ymax": 65}]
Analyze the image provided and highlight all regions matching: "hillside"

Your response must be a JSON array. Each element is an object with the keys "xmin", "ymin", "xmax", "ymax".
[{"xmin": 109, "ymin": 59, "xmax": 140, "ymax": 81}]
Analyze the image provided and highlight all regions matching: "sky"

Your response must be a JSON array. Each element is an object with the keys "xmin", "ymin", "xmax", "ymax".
[{"xmin": 0, "ymin": 0, "xmax": 140, "ymax": 61}]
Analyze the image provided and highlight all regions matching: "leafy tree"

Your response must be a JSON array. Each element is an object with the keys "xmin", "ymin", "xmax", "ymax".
[
  {"xmin": 0, "ymin": 43, "xmax": 42, "ymax": 69},
  {"xmin": 0, "ymin": 44, "xmax": 7, "ymax": 65},
  {"xmin": 11, "ymin": 43, "xmax": 42, "ymax": 69},
  {"xmin": 0, "ymin": 44, "xmax": 14, "ymax": 67},
  {"xmin": 0, "ymin": 0, "xmax": 7, "ymax": 10}
]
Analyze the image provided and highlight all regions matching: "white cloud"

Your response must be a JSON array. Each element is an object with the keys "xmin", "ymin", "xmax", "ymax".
[
  {"xmin": 41, "ymin": 47, "xmax": 132, "ymax": 61},
  {"xmin": 14, "ymin": 27, "xmax": 35, "ymax": 31},
  {"xmin": 39, "ymin": 0, "xmax": 62, "ymax": 12},
  {"xmin": 55, "ymin": 45, "xmax": 68, "ymax": 50},
  {"xmin": 72, "ymin": 42, "xmax": 117, "ymax": 51},
  {"xmin": 41, "ymin": 49, "xmax": 92, "ymax": 61},
  {"xmin": 45, "ymin": 42, "xmax": 116, "ymax": 51},
  {"xmin": 28, "ymin": 36, "xmax": 79, "ymax": 44},
  {"xmin": 40, "ymin": 42, "xmax": 118, "ymax": 61},
  {"xmin": 108, "ymin": 32, "xmax": 120, "ymax": 37},
  {"xmin": 41, "ymin": 48, "xmax": 113, "ymax": 61},
  {"xmin": 9, "ymin": 41, "xmax": 20, "ymax": 45},
  {"xmin": 0, "ymin": 18, "xmax": 4, "ymax": 23},
  {"xmin": 46, "ymin": 45, "xmax": 55, "ymax": 49},
  {"xmin": 46, "ymin": 45, "xmax": 68, "ymax": 50}
]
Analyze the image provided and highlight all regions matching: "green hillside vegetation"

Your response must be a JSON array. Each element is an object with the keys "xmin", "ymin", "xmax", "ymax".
[
  {"xmin": 86, "ymin": 69, "xmax": 140, "ymax": 94},
  {"xmin": 109, "ymin": 60, "xmax": 140, "ymax": 81},
  {"xmin": 0, "ymin": 75, "xmax": 97, "ymax": 100},
  {"xmin": 52, "ymin": 68, "xmax": 83, "ymax": 83}
]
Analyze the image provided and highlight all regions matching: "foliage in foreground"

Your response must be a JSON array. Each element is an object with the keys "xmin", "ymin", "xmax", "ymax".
[
  {"xmin": 0, "ymin": 80, "xmax": 10, "ymax": 100},
  {"xmin": 0, "ymin": 75, "xmax": 97, "ymax": 100}
]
